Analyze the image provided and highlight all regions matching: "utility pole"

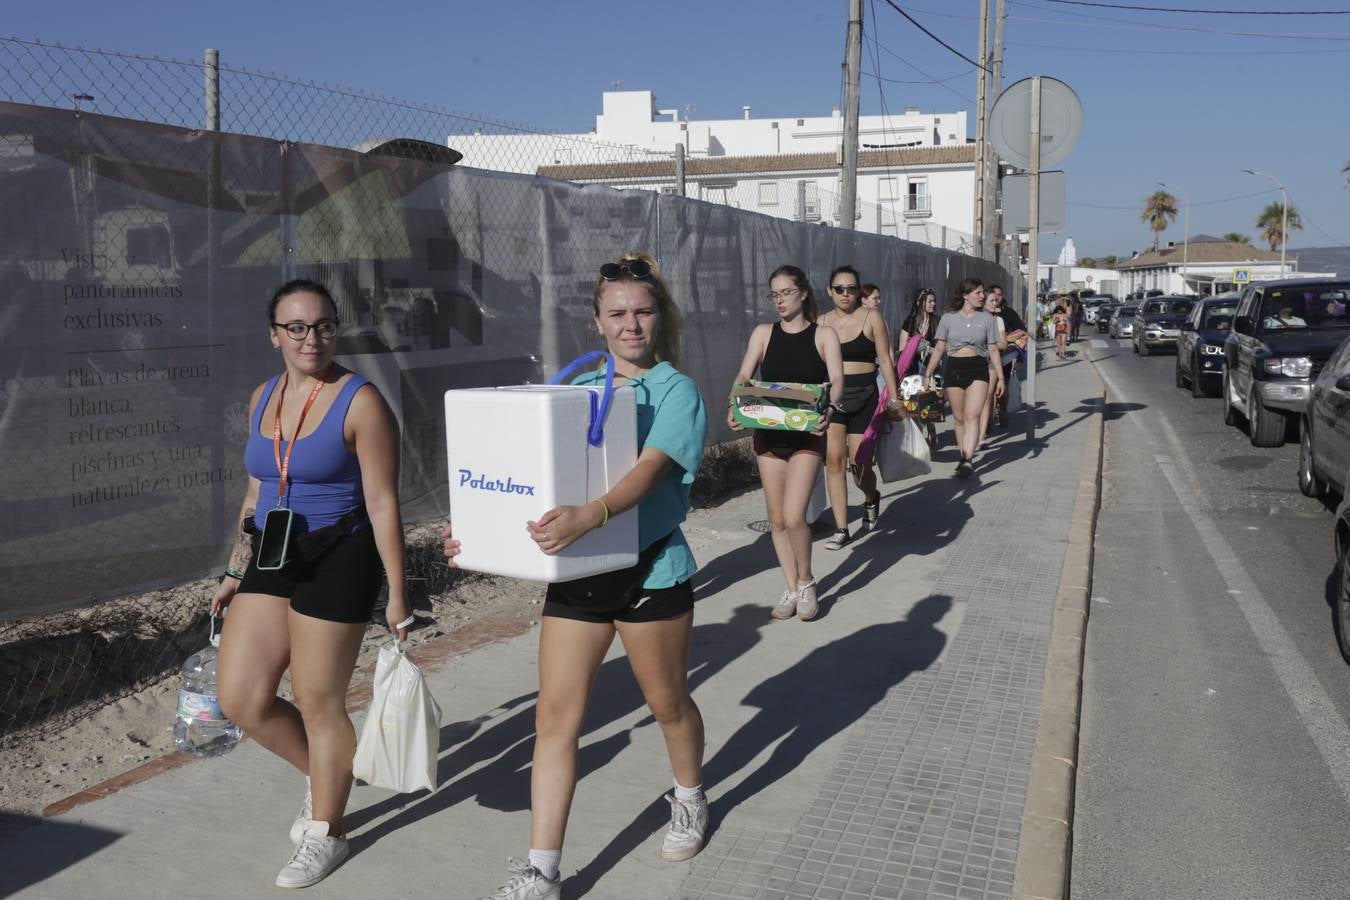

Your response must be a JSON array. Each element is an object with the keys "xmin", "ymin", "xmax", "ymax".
[
  {"xmin": 1024, "ymin": 76, "xmax": 1042, "ymax": 440},
  {"xmin": 973, "ymin": 0, "xmax": 990, "ymax": 258},
  {"xmin": 840, "ymin": 0, "xmax": 863, "ymax": 230},
  {"xmin": 987, "ymin": 0, "xmax": 1006, "ymax": 264}
]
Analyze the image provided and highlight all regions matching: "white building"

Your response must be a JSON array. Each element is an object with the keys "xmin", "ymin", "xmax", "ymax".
[
  {"xmin": 1115, "ymin": 236, "xmax": 1333, "ymax": 296},
  {"xmin": 450, "ymin": 90, "xmax": 976, "ymax": 247}
]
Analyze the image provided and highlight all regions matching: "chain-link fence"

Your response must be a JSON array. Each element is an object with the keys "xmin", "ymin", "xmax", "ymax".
[{"xmin": 0, "ymin": 36, "xmax": 1015, "ymax": 747}]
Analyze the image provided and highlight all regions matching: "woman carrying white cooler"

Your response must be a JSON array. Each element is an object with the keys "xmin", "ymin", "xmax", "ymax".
[
  {"xmin": 727, "ymin": 265, "xmax": 844, "ymax": 622},
  {"xmin": 443, "ymin": 253, "xmax": 709, "ymax": 900}
]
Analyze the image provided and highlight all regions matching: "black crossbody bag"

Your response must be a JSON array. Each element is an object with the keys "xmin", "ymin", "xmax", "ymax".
[
  {"xmin": 246, "ymin": 505, "xmax": 369, "ymax": 570},
  {"xmin": 547, "ymin": 532, "xmax": 674, "ymax": 612}
]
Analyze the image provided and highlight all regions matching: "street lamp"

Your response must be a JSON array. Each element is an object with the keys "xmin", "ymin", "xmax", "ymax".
[
  {"xmin": 1159, "ymin": 182, "xmax": 1188, "ymax": 294},
  {"xmin": 1241, "ymin": 169, "xmax": 1288, "ymax": 277}
]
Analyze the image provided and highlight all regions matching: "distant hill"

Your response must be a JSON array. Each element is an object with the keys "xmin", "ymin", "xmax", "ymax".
[{"xmin": 1293, "ymin": 247, "xmax": 1350, "ymax": 277}]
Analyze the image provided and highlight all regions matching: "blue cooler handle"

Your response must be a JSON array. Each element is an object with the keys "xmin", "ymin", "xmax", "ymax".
[{"xmin": 547, "ymin": 351, "xmax": 616, "ymax": 447}]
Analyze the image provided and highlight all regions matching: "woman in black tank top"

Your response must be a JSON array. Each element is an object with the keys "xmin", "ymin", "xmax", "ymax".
[
  {"xmin": 817, "ymin": 265, "xmax": 904, "ymax": 550},
  {"xmin": 728, "ymin": 265, "xmax": 843, "ymax": 622}
]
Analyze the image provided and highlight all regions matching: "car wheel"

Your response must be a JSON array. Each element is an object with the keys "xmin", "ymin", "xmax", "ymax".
[
  {"xmin": 1333, "ymin": 536, "xmax": 1350, "ymax": 665},
  {"xmin": 1132, "ymin": 337, "xmax": 1139, "ymax": 354},
  {"xmin": 1139, "ymin": 338, "xmax": 1150, "ymax": 357},
  {"xmin": 1175, "ymin": 358, "xmax": 1186, "ymax": 388},
  {"xmin": 1248, "ymin": 385, "xmax": 1286, "ymax": 448},
  {"xmin": 1298, "ymin": 419, "xmax": 1328, "ymax": 498},
  {"xmin": 1190, "ymin": 356, "xmax": 1207, "ymax": 398},
  {"xmin": 1222, "ymin": 371, "xmax": 1241, "ymax": 427}
]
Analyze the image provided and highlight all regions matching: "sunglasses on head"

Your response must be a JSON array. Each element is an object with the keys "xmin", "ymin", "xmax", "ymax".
[{"xmin": 600, "ymin": 260, "xmax": 652, "ymax": 281}]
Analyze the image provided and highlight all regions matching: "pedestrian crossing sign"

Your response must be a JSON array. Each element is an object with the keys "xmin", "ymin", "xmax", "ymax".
[{"xmin": 1233, "ymin": 268, "xmax": 1251, "ymax": 284}]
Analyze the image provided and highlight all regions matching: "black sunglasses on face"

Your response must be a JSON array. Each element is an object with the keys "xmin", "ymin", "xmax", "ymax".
[
  {"xmin": 600, "ymin": 260, "xmax": 652, "ymax": 281},
  {"xmin": 830, "ymin": 284, "xmax": 860, "ymax": 295}
]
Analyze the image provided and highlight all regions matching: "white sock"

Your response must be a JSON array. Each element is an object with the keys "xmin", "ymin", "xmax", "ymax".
[
  {"xmin": 528, "ymin": 849, "xmax": 561, "ymax": 881},
  {"xmin": 796, "ymin": 579, "xmax": 815, "ymax": 590},
  {"xmin": 673, "ymin": 780, "xmax": 705, "ymax": 802}
]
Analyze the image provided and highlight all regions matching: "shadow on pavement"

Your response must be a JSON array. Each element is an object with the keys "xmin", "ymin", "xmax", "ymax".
[
  {"xmin": 345, "ymin": 604, "xmax": 770, "ymax": 846},
  {"xmin": 563, "ymin": 594, "xmax": 953, "ymax": 897},
  {"xmin": 0, "ymin": 812, "xmax": 123, "ymax": 894}
]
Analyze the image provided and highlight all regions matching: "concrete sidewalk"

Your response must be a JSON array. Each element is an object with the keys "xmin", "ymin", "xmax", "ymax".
[{"xmin": 1, "ymin": 351, "xmax": 1099, "ymax": 900}]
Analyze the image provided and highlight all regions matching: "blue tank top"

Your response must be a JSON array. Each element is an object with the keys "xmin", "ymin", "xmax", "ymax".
[{"xmin": 245, "ymin": 373, "xmax": 369, "ymax": 532}]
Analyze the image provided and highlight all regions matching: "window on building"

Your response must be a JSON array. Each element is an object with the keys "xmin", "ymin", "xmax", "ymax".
[
  {"xmin": 797, "ymin": 119, "xmax": 805, "ymax": 126},
  {"xmin": 878, "ymin": 177, "xmax": 898, "ymax": 201},
  {"xmin": 800, "ymin": 181, "xmax": 820, "ymax": 222},
  {"xmin": 907, "ymin": 179, "xmax": 929, "ymax": 213},
  {"xmin": 758, "ymin": 182, "xmax": 779, "ymax": 206}
]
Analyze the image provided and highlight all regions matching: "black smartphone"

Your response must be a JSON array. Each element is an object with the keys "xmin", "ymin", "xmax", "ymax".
[{"xmin": 256, "ymin": 507, "xmax": 295, "ymax": 570}]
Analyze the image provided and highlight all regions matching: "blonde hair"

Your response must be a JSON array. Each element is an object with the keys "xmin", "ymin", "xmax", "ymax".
[{"xmin": 592, "ymin": 251, "xmax": 684, "ymax": 368}]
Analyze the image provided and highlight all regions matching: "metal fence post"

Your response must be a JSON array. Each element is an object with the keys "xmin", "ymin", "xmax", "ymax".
[{"xmin": 675, "ymin": 142, "xmax": 685, "ymax": 197}]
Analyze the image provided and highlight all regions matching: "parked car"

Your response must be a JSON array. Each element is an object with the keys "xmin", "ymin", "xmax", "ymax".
[
  {"xmin": 1175, "ymin": 294, "xmax": 1239, "ymax": 398},
  {"xmin": 1082, "ymin": 299, "xmax": 1114, "ymax": 327},
  {"xmin": 1334, "ymin": 494, "xmax": 1350, "ymax": 663},
  {"xmin": 1133, "ymin": 296, "xmax": 1195, "ymax": 355},
  {"xmin": 1223, "ymin": 278, "xmax": 1350, "ymax": 447},
  {"xmin": 1299, "ymin": 332, "xmax": 1350, "ymax": 499},
  {"xmin": 1109, "ymin": 305, "xmax": 1137, "ymax": 338}
]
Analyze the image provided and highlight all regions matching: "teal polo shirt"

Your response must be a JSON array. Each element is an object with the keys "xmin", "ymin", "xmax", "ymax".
[{"xmin": 573, "ymin": 361, "xmax": 707, "ymax": 588}]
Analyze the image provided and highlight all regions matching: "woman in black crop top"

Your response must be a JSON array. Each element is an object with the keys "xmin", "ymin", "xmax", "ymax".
[
  {"xmin": 728, "ymin": 264, "xmax": 843, "ymax": 622},
  {"xmin": 817, "ymin": 265, "xmax": 904, "ymax": 548}
]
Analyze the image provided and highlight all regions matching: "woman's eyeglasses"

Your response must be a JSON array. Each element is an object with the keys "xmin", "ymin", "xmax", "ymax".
[
  {"xmin": 600, "ymin": 260, "xmax": 652, "ymax": 281},
  {"xmin": 272, "ymin": 319, "xmax": 339, "ymax": 341},
  {"xmin": 766, "ymin": 288, "xmax": 800, "ymax": 302},
  {"xmin": 830, "ymin": 284, "xmax": 860, "ymax": 295}
]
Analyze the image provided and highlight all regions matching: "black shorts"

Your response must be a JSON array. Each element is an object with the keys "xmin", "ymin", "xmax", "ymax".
[
  {"xmin": 544, "ymin": 579, "xmax": 694, "ymax": 624},
  {"xmin": 833, "ymin": 374, "xmax": 878, "ymax": 435},
  {"xmin": 944, "ymin": 356, "xmax": 990, "ymax": 390},
  {"xmin": 236, "ymin": 527, "xmax": 384, "ymax": 624},
  {"xmin": 753, "ymin": 429, "xmax": 824, "ymax": 460}
]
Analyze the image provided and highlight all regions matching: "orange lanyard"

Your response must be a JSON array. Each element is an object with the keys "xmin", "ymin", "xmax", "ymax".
[{"xmin": 272, "ymin": 368, "xmax": 329, "ymax": 504}]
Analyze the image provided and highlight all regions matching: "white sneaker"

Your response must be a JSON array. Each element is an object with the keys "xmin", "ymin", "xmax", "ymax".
[
  {"xmin": 770, "ymin": 589, "xmax": 798, "ymax": 620},
  {"xmin": 661, "ymin": 792, "xmax": 710, "ymax": 861},
  {"xmin": 275, "ymin": 820, "xmax": 349, "ymax": 889},
  {"xmin": 288, "ymin": 786, "xmax": 313, "ymax": 844},
  {"xmin": 795, "ymin": 581, "xmax": 819, "ymax": 621},
  {"xmin": 479, "ymin": 858, "xmax": 561, "ymax": 899}
]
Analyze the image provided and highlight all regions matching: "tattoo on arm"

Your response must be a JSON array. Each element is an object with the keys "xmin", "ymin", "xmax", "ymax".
[{"xmin": 227, "ymin": 507, "xmax": 255, "ymax": 573}]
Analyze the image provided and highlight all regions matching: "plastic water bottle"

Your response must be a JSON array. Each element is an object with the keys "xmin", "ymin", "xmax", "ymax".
[{"xmin": 172, "ymin": 618, "xmax": 242, "ymax": 757}]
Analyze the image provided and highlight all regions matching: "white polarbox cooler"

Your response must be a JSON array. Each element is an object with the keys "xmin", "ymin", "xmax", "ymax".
[{"xmin": 444, "ymin": 354, "xmax": 638, "ymax": 581}]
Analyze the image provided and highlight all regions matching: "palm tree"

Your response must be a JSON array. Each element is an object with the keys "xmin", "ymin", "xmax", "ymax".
[
  {"xmin": 1255, "ymin": 202, "xmax": 1303, "ymax": 250},
  {"xmin": 1140, "ymin": 190, "xmax": 1177, "ymax": 250},
  {"xmin": 1222, "ymin": 232, "xmax": 1251, "ymax": 245}
]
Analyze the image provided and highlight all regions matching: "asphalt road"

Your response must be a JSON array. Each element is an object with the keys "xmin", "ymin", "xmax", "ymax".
[{"xmin": 1070, "ymin": 337, "xmax": 1350, "ymax": 899}]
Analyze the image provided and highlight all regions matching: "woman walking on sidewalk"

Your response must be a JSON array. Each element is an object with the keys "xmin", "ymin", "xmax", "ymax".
[
  {"xmin": 985, "ymin": 285, "xmax": 1026, "ymax": 430},
  {"xmin": 899, "ymin": 288, "xmax": 940, "ymax": 447},
  {"xmin": 212, "ymin": 278, "xmax": 410, "ymax": 890},
  {"xmin": 445, "ymin": 253, "xmax": 711, "ymax": 899},
  {"xmin": 923, "ymin": 278, "xmax": 1004, "ymax": 478},
  {"xmin": 817, "ymin": 265, "xmax": 903, "ymax": 549},
  {"xmin": 728, "ymin": 264, "xmax": 843, "ymax": 622}
]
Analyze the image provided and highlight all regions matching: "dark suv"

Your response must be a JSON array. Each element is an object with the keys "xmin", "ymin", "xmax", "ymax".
[
  {"xmin": 1222, "ymin": 278, "xmax": 1350, "ymax": 447},
  {"xmin": 1133, "ymin": 296, "xmax": 1195, "ymax": 355},
  {"xmin": 1175, "ymin": 294, "xmax": 1239, "ymax": 397}
]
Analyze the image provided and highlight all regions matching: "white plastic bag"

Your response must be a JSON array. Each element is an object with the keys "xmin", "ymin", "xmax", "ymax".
[
  {"xmin": 352, "ymin": 640, "xmax": 442, "ymax": 794},
  {"xmin": 876, "ymin": 418, "xmax": 932, "ymax": 483},
  {"xmin": 805, "ymin": 466, "xmax": 829, "ymax": 524}
]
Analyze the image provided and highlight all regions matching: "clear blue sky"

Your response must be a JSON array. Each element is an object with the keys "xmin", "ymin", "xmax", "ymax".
[{"xmin": 7, "ymin": 0, "xmax": 1350, "ymax": 261}]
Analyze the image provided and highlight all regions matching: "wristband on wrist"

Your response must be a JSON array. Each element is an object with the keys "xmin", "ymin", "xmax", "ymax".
[
  {"xmin": 592, "ymin": 497, "xmax": 610, "ymax": 527},
  {"xmin": 224, "ymin": 566, "xmax": 246, "ymax": 580}
]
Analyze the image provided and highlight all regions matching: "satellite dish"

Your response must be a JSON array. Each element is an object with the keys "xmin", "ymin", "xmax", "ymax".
[{"xmin": 988, "ymin": 77, "xmax": 1082, "ymax": 170}]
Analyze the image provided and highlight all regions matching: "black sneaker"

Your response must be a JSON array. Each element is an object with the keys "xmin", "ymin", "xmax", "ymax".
[
  {"xmin": 955, "ymin": 460, "xmax": 973, "ymax": 478},
  {"xmin": 863, "ymin": 495, "xmax": 880, "ymax": 526},
  {"xmin": 825, "ymin": 528, "xmax": 851, "ymax": 550}
]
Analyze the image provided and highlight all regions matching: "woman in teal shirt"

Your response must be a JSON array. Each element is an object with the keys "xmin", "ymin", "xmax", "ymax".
[{"xmin": 444, "ymin": 252, "xmax": 709, "ymax": 900}]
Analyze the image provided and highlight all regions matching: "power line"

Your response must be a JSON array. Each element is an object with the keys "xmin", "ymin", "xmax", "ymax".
[
  {"xmin": 863, "ymin": 67, "xmax": 974, "ymax": 84},
  {"xmin": 1068, "ymin": 188, "xmax": 1276, "ymax": 211},
  {"xmin": 865, "ymin": 32, "xmax": 977, "ymax": 104},
  {"xmin": 879, "ymin": 0, "xmax": 992, "ymax": 71},
  {"xmin": 1041, "ymin": 0, "xmax": 1350, "ymax": 14},
  {"xmin": 1008, "ymin": 39, "xmax": 1347, "ymax": 54},
  {"xmin": 1008, "ymin": 0, "xmax": 1350, "ymax": 39}
]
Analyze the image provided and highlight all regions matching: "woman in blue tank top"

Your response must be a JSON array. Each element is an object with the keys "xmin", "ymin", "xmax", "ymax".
[
  {"xmin": 209, "ymin": 279, "xmax": 408, "ymax": 889},
  {"xmin": 728, "ymin": 265, "xmax": 844, "ymax": 623}
]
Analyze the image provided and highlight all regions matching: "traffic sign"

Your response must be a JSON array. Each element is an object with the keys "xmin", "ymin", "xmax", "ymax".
[
  {"xmin": 1085, "ymin": 275, "xmax": 1094, "ymax": 284},
  {"xmin": 1234, "ymin": 268, "xmax": 1251, "ymax": 284}
]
